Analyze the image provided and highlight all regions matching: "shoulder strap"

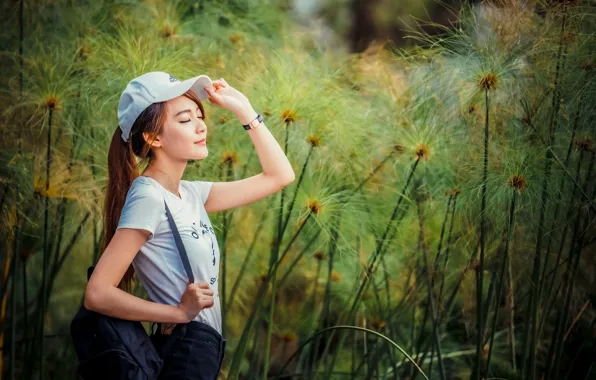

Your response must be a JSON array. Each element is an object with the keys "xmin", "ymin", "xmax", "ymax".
[{"xmin": 163, "ymin": 199, "xmax": 195, "ymax": 283}]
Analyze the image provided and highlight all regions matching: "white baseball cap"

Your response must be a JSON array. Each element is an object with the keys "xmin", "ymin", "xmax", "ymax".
[{"xmin": 117, "ymin": 71, "xmax": 213, "ymax": 142}]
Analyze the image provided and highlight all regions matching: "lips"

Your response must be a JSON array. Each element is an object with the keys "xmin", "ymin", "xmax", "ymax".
[{"xmin": 194, "ymin": 138, "xmax": 206, "ymax": 144}]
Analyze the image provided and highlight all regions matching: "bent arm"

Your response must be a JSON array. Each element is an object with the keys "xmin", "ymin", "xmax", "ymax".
[
  {"xmin": 84, "ymin": 283, "xmax": 189, "ymax": 323},
  {"xmin": 234, "ymin": 106, "xmax": 295, "ymax": 183},
  {"xmin": 84, "ymin": 227, "xmax": 190, "ymax": 324},
  {"xmin": 201, "ymin": 106, "xmax": 296, "ymax": 213}
]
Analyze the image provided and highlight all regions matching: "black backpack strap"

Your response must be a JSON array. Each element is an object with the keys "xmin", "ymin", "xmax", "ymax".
[{"xmin": 163, "ymin": 199, "xmax": 194, "ymax": 283}]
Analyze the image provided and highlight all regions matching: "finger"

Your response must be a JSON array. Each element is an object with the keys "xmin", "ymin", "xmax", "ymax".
[
  {"xmin": 202, "ymin": 298, "xmax": 214, "ymax": 308},
  {"xmin": 192, "ymin": 292, "xmax": 201, "ymax": 302},
  {"xmin": 200, "ymin": 296, "xmax": 214, "ymax": 306},
  {"xmin": 198, "ymin": 282, "xmax": 210, "ymax": 289},
  {"xmin": 202, "ymin": 289, "xmax": 214, "ymax": 296},
  {"xmin": 205, "ymin": 87, "xmax": 219, "ymax": 98},
  {"xmin": 196, "ymin": 290, "xmax": 211, "ymax": 298}
]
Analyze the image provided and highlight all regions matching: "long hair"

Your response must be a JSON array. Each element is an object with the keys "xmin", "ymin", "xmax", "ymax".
[{"xmin": 103, "ymin": 90, "xmax": 206, "ymax": 292}]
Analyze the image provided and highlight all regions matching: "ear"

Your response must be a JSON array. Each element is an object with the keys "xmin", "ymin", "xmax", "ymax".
[{"xmin": 142, "ymin": 132, "xmax": 162, "ymax": 148}]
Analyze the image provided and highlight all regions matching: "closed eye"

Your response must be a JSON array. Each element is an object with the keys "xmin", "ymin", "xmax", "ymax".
[{"xmin": 181, "ymin": 116, "xmax": 205, "ymax": 123}]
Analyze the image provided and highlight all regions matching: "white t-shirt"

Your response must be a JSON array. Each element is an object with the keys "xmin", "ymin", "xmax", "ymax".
[{"xmin": 116, "ymin": 175, "xmax": 221, "ymax": 335}]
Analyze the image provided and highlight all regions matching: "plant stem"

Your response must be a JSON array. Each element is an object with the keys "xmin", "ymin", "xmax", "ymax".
[
  {"xmin": 417, "ymin": 198, "xmax": 445, "ymax": 380},
  {"xmin": 278, "ymin": 230, "xmax": 322, "ymax": 289},
  {"xmin": 524, "ymin": 7, "xmax": 568, "ymax": 375},
  {"xmin": 43, "ymin": 212, "xmax": 92, "ymax": 314},
  {"xmin": 320, "ymin": 217, "xmax": 340, "ymax": 372},
  {"xmin": 263, "ymin": 125, "xmax": 289, "ymax": 380},
  {"xmin": 474, "ymin": 87, "xmax": 490, "ymax": 380},
  {"xmin": 432, "ymin": 195, "xmax": 453, "ymax": 293},
  {"xmin": 274, "ymin": 326, "xmax": 429, "ymax": 380},
  {"xmin": 279, "ymin": 145, "xmax": 314, "ymax": 239},
  {"xmin": 486, "ymin": 190, "xmax": 517, "ymax": 375},
  {"xmin": 227, "ymin": 210, "xmax": 312, "ymax": 379},
  {"xmin": 508, "ymin": 225, "xmax": 517, "ymax": 371},
  {"xmin": 8, "ymin": 223, "xmax": 19, "ymax": 380},
  {"xmin": 227, "ymin": 206, "xmax": 271, "ymax": 310},
  {"xmin": 438, "ymin": 195, "xmax": 458, "ymax": 313},
  {"xmin": 323, "ymin": 159, "xmax": 419, "ymax": 377},
  {"xmin": 551, "ymin": 148, "xmax": 594, "ymax": 378},
  {"xmin": 221, "ymin": 160, "xmax": 234, "ymax": 336},
  {"xmin": 39, "ymin": 106, "xmax": 54, "ymax": 380},
  {"xmin": 539, "ymin": 88, "xmax": 585, "ymax": 316},
  {"xmin": 538, "ymin": 155, "xmax": 593, "ymax": 349}
]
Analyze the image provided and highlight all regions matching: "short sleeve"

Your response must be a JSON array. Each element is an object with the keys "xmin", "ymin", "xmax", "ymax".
[
  {"xmin": 193, "ymin": 181, "xmax": 214, "ymax": 205},
  {"xmin": 116, "ymin": 184, "xmax": 165, "ymax": 241}
]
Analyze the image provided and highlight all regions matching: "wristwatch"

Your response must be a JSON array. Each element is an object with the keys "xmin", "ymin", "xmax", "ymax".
[{"xmin": 242, "ymin": 113, "xmax": 263, "ymax": 130}]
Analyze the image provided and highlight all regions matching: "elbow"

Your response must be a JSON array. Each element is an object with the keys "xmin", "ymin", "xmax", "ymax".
[
  {"xmin": 280, "ymin": 171, "xmax": 296, "ymax": 187},
  {"xmin": 84, "ymin": 284, "xmax": 102, "ymax": 311}
]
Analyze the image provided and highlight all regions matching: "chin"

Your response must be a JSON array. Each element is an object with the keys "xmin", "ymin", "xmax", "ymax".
[{"xmin": 192, "ymin": 150, "xmax": 208, "ymax": 160}]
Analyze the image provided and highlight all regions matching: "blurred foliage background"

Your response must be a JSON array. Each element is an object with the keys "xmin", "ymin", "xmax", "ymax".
[{"xmin": 1, "ymin": 0, "xmax": 595, "ymax": 379}]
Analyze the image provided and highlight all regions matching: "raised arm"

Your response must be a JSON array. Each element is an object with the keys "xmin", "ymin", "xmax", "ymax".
[{"xmin": 202, "ymin": 105, "xmax": 295, "ymax": 213}]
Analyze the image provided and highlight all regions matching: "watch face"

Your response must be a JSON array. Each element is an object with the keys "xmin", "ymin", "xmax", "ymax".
[{"xmin": 243, "ymin": 114, "xmax": 262, "ymax": 130}]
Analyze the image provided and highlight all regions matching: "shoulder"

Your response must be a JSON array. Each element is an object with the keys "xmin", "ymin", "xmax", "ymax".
[
  {"xmin": 185, "ymin": 179, "xmax": 213, "ymax": 191},
  {"xmin": 183, "ymin": 179, "xmax": 214, "ymax": 205},
  {"xmin": 126, "ymin": 176, "xmax": 164, "ymax": 204},
  {"xmin": 117, "ymin": 176, "xmax": 167, "ymax": 239}
]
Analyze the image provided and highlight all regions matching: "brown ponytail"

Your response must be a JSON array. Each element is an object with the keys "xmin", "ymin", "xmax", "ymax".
[{"xmin": 101, "ymin": 89, "xmax": 205, "ymax": 292}]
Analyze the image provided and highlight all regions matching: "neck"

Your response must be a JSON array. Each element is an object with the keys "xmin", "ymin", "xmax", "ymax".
[{"xmin": 141, "ymin": 157, "xmax": 187, "ymax": 196}]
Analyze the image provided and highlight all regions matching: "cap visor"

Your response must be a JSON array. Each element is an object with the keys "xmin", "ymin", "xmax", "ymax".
[{"xmin": 154, "ymin": 75, "xmax": 213, "ymax": 103}]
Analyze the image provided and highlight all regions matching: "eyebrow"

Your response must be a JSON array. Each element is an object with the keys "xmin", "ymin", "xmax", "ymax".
[{"xmin": 174, "ymin": 106, "xmax": 202, "ymax": 117}]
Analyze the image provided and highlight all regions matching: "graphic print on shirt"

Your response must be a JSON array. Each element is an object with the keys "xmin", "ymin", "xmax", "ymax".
[{"xmin": 190, "ymin": 220, "xmax": 219, "ymax": 295}]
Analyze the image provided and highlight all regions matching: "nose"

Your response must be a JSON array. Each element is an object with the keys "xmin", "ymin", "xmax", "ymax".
[{"xmin": 196, "ymin": 119, "xmax": 206, "ymax": 133}]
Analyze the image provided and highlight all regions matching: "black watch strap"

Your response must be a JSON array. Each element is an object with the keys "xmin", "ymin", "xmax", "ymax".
[{"xmin": 243, "ymin": 113, "xmax": 263, "ymax": 130}]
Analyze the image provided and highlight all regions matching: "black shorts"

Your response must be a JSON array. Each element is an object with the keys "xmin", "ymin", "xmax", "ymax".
[{"xmin": 151, "ymin": 321, "xmax": 226, "ymax": 380}]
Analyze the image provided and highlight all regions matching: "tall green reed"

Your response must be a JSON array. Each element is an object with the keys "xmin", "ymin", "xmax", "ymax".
[
  {"xmin": 262, "ymin": 115, "xmax": 292, "ymax": 379},
  {"xmin": 521, "ymin": 5, "xmax": 569, "ymax": 378},
  {"xmin": 485, "ymin": 174, "xmax": 524, "ymax": 375},
  {"xmin": 321, "ymin": 146, "xmax": 425, "ymax": 378}
]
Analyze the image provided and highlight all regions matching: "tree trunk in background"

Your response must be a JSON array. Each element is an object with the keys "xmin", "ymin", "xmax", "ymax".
[{"xmin": 348, "ymin": 0, "xmax": 463, "ymax": 53}]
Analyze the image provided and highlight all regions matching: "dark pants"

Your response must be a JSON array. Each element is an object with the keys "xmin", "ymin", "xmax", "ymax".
[{"xmin": 150, "ymin": 321, "xmax": 226, "ymax": 380}]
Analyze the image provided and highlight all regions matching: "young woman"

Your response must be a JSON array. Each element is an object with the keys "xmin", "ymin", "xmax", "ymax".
[{"xmin": 83, "ymin": 71, "xmax": 295, "ymax": 379}]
